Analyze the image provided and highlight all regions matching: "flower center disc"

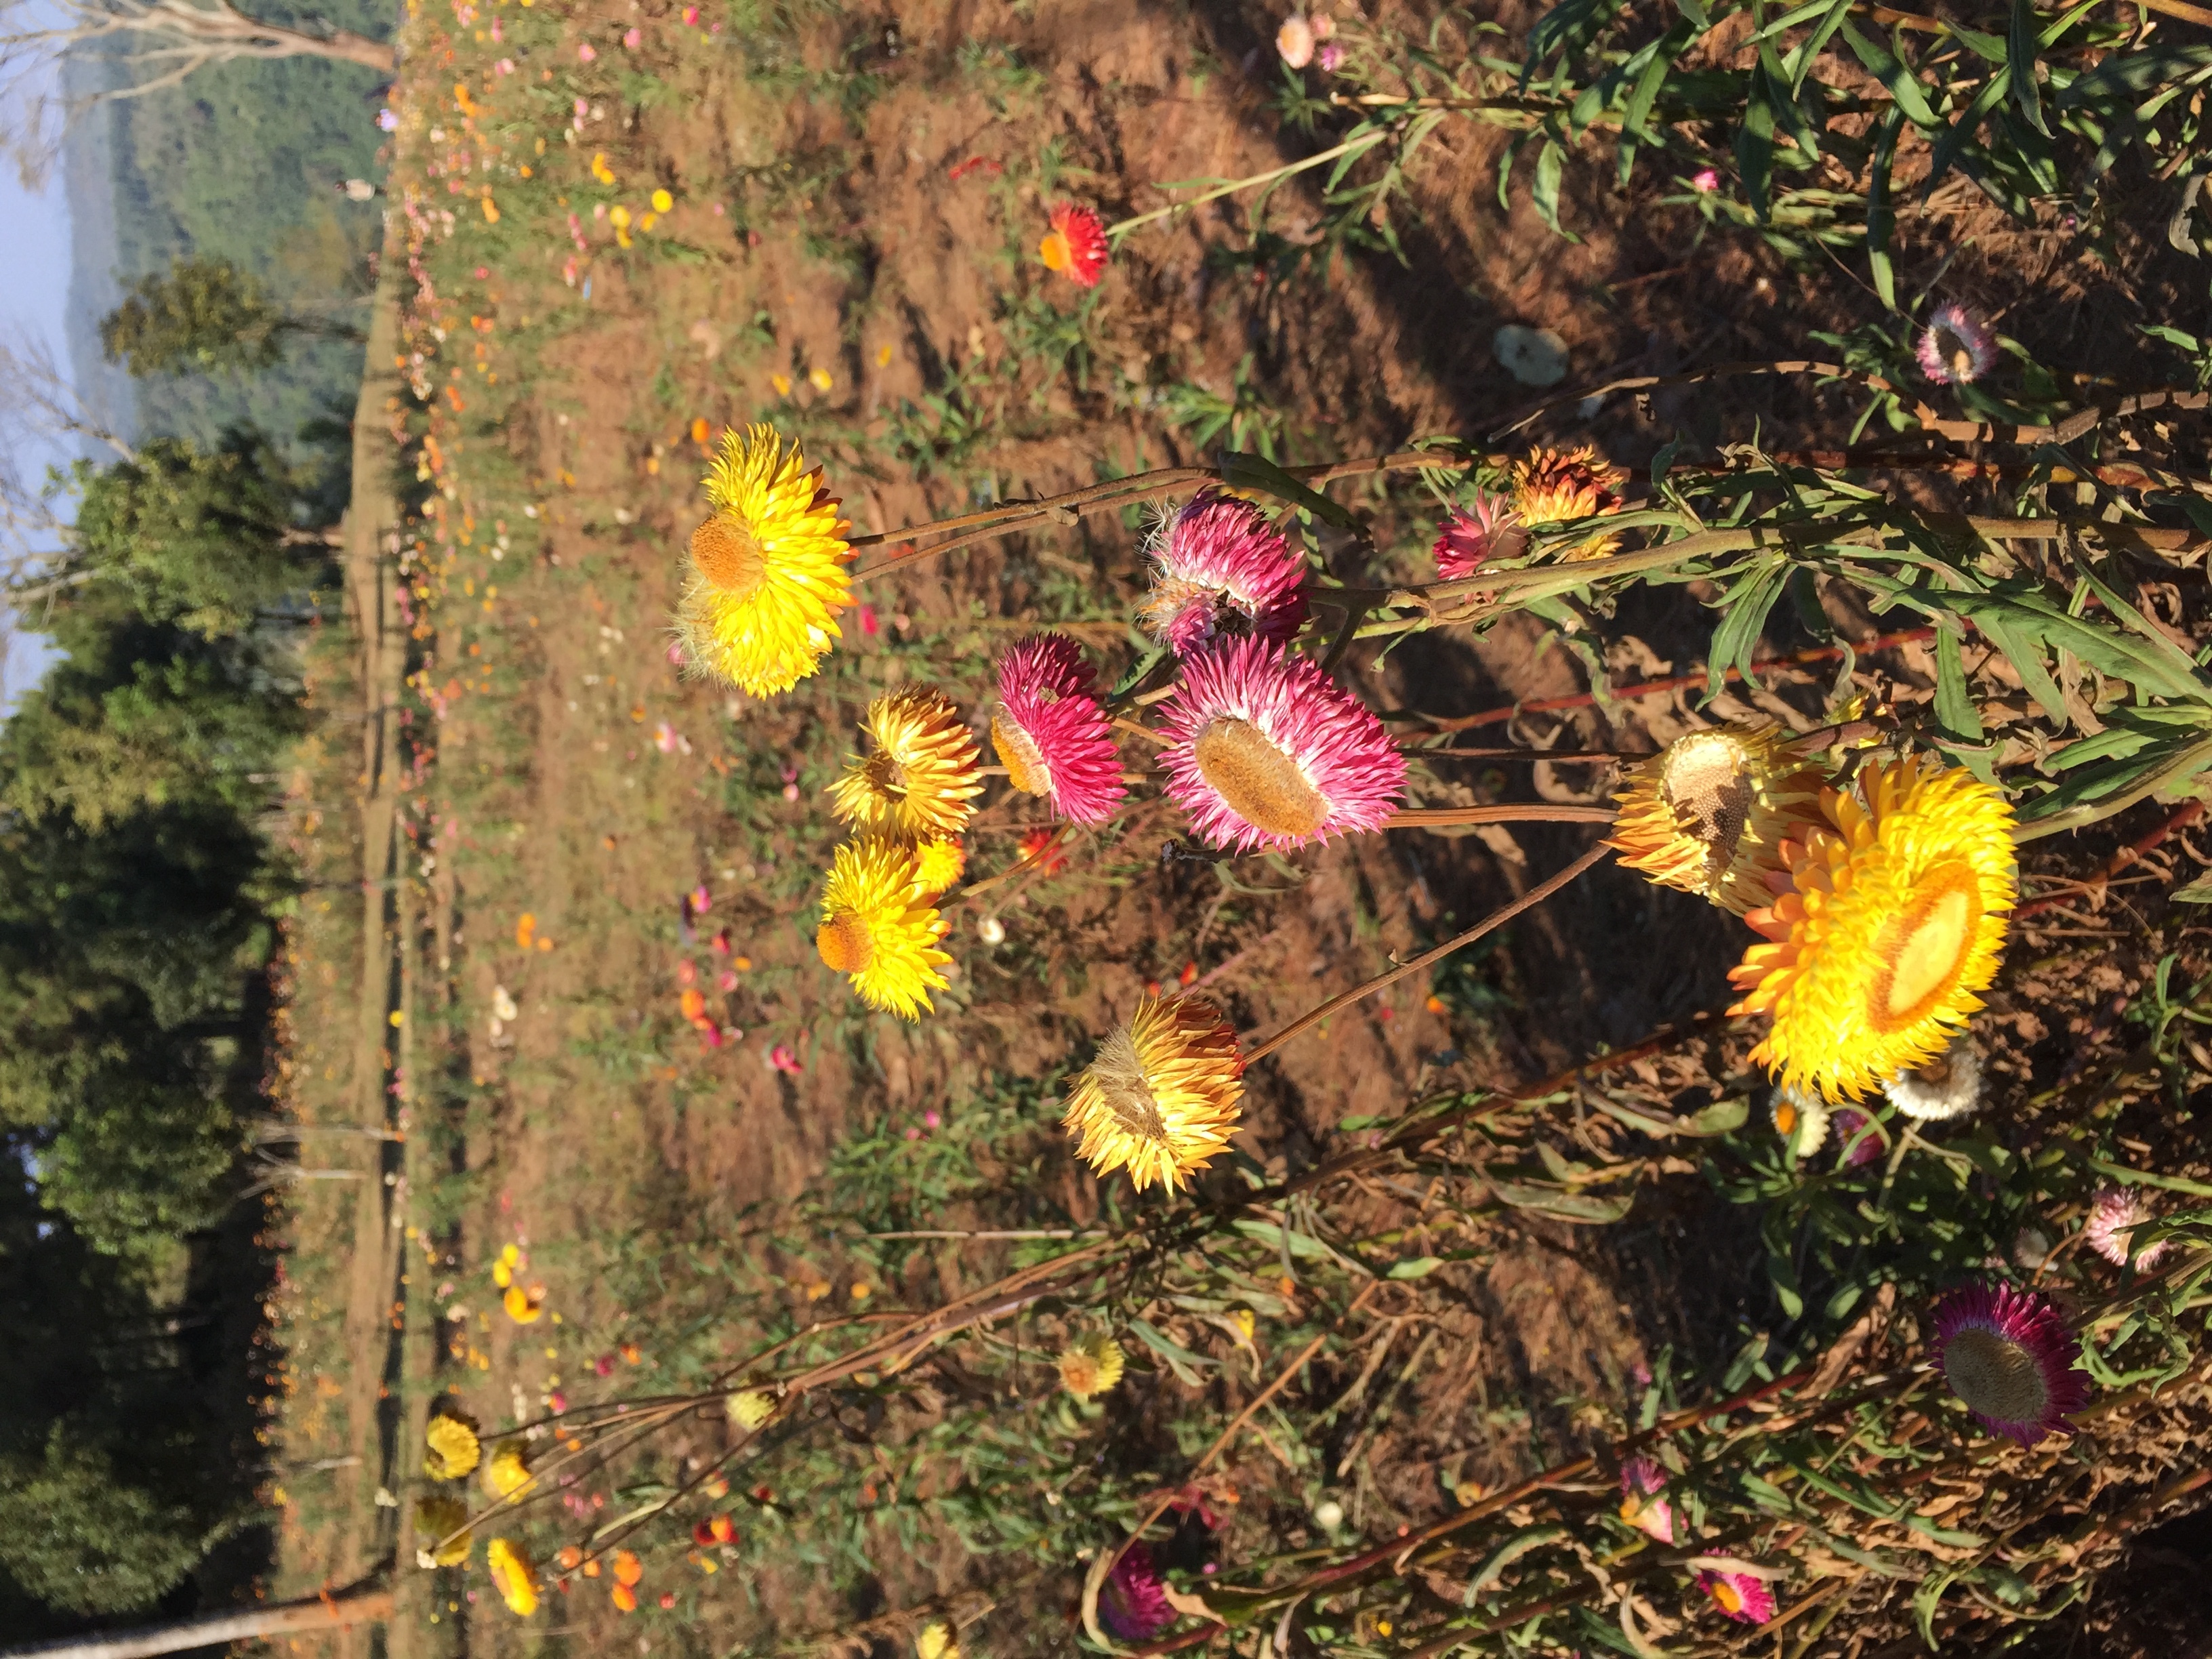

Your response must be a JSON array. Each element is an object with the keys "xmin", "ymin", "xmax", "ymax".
[
  {"xmin": 1039, "ymin": 230, "xmax": 1071, "ymax": 272},
  {"xmin": 1662, "ymin": 736, "xmax": 1755, "ymax": 889},
  {"xmin": 991, "ymin": 714, "xmax": 1052, "ymax": 797},
  {"xmin": 1088, "ymin": 1027, "xmax": 1170, "ymax": 1145},
  {"xmin": 1193, "ymin": 717, "xmax": 1327, "ymax": 838},
  {"xmin": 1713, "ymin": 1580, "xmax": 1745, "ymax": 1615},
  {"xmin": 691, "ymin": 515, "xmax": 767, "ymax": 598},
  {"xmin": 861, "ymin": 750, "xmax": 910, "ymax": 807},
  {"xmin": 1870, "ymin": 862, "xmax": 1980, "ymax": 1029},
  {"xmin": 816, "ymin": 913, "xmax": 877, "ymax": 974},
  {"xmin": 1944, "ymin": 1327, "xmax": 2048, "ymax": 1423}
]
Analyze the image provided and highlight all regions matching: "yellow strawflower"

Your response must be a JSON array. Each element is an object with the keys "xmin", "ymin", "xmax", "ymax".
[
  {"xmin": 1510, "ymin": 444, "xmax": 1627, "ymax": 560},
  {"xmin": 1729, "ymin": 754, "xmax": 2016, "ymax": 1101},
  {"xmin": 1062, "ymin": 994, "xmax": 1244, "ymax": 1192},
  {"xmin": 829, "ymin": 686, "xmax": 983, "ymax": 839},
  {"xmin": 816, "ymin": 838, "xmax": 953, "ymax": 1020},
  {"xmin": 1607, "ymin": 725, "xmax": 1827, "ymax": 914},
  {"xmin": 487, "ymin": 1537, "xmax": 540, "ymax": 1616},
  {"xmin": 910, "ymin": 836, "xmax": 966, "ymax": 897},
  {"xmin": 918, "ymin": 1622, "xmax": 959, "ymax": 1659},
  {"xmin": 414, "ymin": 1494, "xmax": 472, "ymax": 1568},
  {"xmin": 424, "ymin": 1410, "xmax": 481, "ymax": 1480},
  {"xmin": 676, "ymin": 424, "xmax": 852, "ymax": 697},
  {"xmin": 1054, "ymin": 1334, "xmax": 1126, "ymax": 1401},
  {"xmin": 727, "ymin": 1388, "xmax": 779, "ymax": 1431},
  {"xmin": 481, "ymin": 1441, "xmax": 535, "ymax": 1500}
]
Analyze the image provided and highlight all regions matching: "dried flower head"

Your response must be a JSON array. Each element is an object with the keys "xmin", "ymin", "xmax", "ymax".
[
  {"xmin": 991, "ymin": 634, "xmax": 1126, "ymax": 826},
  {"xmin": 1882, "ymin": 1032, "xmax": 1984, "ymax": 1122},
  {"xmin": 1509, "ymin": 445, "xmax": 1629, "ymax": 560},
  {"xmin": 1056, "ymin": 1333, "xmax": 1128, "ymax": 1400},
  {"xmin": 1159, "ymin": 638, "xmax": 1405, "ymax": 853},
  {"xmin": 1139, "ymin": 491, "xmax": 1309, "ymax": 655},
  {"xmin": 1931, "ymin": 1282, "xmax": 2089, "ymax": 1446},
  {"xmin": 727, "ymin": 1389, "xmax": 778, "ymax": 1431},
  {"xmin": 1607, "ymin": 725, "xmax": 1827, "ymax": 914},
  {"xmin": 424, "ymin": 1410, "xmax": 482, "ymax": 1480},
  {"xmin": 1040, "ymin": 203, "xmax": 1110, "ymax": 287},
  {"xmin": 830, "ymin": 685, "xmax": 983, "ymax": 839},
  {"xmin": 676, "ymin": 425, "xmax": 852, "ymax": 697},
  {"xmin": 1730, "ymin": 756, "xmax": 2017, "ymax": 1101},
  {"xmin": 1917, "ymin": 302, "xmax": 1996, "ymax": 385},
  {"xmin": 1063, "ymin": 994, "xmax": 1244, "ymax": 1192},
  {"xmin": 816, "ymin": 838, "xmax": 952, "ymax": 1021},
  {"xmin": 1277, "ymin": 15, "xmax": 1315, "ymax": 65}
]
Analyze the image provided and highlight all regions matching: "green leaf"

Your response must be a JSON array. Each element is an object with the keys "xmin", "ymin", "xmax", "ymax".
[
  {"xmin": 1839, "ymin": 20, "xmax": 1938, "ymax": 127},
  {"xmin": 1865, "ymin": 108, "xmax": 1906, "ymax": 310},
  {"xmin": 1934, "ymin": 625, "xmax": 1984, "ymax": 739},
  {"xmin": 1215, "ymin": 451, "xmax": 1356, "ymax": 529},
  {"xmin": 1532, "ymin": 140, "xmax": 1578, "ymax": 241},
  {"xmin": 1923, "ymin": 71, "xmax": 2011, "ymax": 201},
  {"xmin": 1465, "ymin": 1526, "xmax": 1567, "ymax": 1602},
  {"xmin": 1690, "ymin": 1097, "xmax": 1750, "ymax": 1135},
  {"xmin": 1125, "ymin": 1318, "xmax": 1218, "ymax": 1387},
  {"xmin": 1231, "ymin": 1218, "xmax": 1338, "ymax": 1261},
  {"xmin": 1388, "ymin": 1256, "xmax": 1444, "ymax": 1280},
  {"xmin": 1519, "ymin": 0, "xmax": 1627, "ymax": 85},
  {"xmin": 1706, "ymin": 554, "xmax": 1790, "ymax": 696},
  {"xmin": 1735, "ymin": 69, "xmax": 1779, "ymax": 220},
  {"xmin": 2009, "ymin": 0, "xmax": 2050, "ymax": 135},
  {"xmin": 1488, "ymin": 1177, "xmax": 1634, "ymax": 1224},
  {"xmin": 2171, "ymin": 872, "xmax": 2212, "ymax": 903}
]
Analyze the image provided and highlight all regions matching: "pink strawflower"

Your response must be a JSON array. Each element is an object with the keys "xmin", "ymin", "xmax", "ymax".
[
  {"xmin": 1139, "ymin": 490, "xmax": 1309, "ymax": 654},
  {"xmin": 1917, "ymin": 302, "xmax": 1995, "ymax": 384},
  {"xmin": 1277, "ymin": 16, "xmax": 1315, "ymax": 66},
  {"xmin": 768, "ymin": 1044, "xmax": 803, "ymax": 1076},
  {"xmin": 1832, "ymin": 1106, "xmax": 1885, "ymax": 1168},
  {"xmin": 1431, "ymin": 493, "xmax": 1522, "ymax": 581},
  {"xmin": 1930, "ymin": 1282, "xmax": 2091, "ymax": 1446},
  {"xmin": 2083, "ymin": 1186, "xmax": 2167, "ymax": 1270},
  {"xmin": 1311, "ymin": 12, "xmax": 1336, "ymax": 39},
  {"xmin": 1316, "ymin": 41, "xmax": 1345, "ymax": 70},
  {"xmin": 1696, "ymin": 1569, "xmax": 1777, "ymax": 1625},
  {"xmin": 1691, "ymin": 167, "xmax": 1719, "ymax": 193},
  {"xmin": 1099, "ymin": 1543, "xmax": 1176, "ymax": 1641},
  {"xmin": 1618, "ymin": 1454, "xmax": 1674, "ymax": 1544},
  {"xmin": 622, "ymin": 24, "xmax": 640, "ymax": 46},
  {"xmin": 991, "ymin": 634, "xmax": 1126, "ymax": 826},
  {"xmin": 577, "ymin": 41, "xmax": 596, "ymax": 61},
  {"xmin": 1159, "ymin": 637, "xmax": 1406, "ymax": 853}
]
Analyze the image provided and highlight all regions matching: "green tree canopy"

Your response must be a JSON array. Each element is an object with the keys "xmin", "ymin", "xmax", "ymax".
[{"xmin": 0, "ymin": 1424, "xmax": 209, "ymax": 1617}]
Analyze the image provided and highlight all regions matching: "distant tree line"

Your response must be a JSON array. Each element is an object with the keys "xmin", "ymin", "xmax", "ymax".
[{"xmin": 0, "ymin": 272, "xmax": 339, "ymax": 1633}]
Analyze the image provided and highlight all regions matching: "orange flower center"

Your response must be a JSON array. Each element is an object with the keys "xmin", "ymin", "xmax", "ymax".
[
  {"xmin": 1868, "ymin": 861, "xmax": 1980, "ymax": 1031},
  {"xmin": 1944, "ymin": 1327, "xmax": 2047, "ymax": 1422},
  {"xmin": 1039, "ymin": 230, "xmax": 1073, "ymax": 272},
  {"xmin": 1193, "ymin": 717, "xmax": 1326, "ymax": 838},
  {"xmin": 691, "ymin": 514, "xmax": 766, "ymax": 598},
  {"xmin": 991, "ymin": 714, "xmax": 1051, "ymax": 796},
  {"xmin": 1712, "ymin": 1579, "xmax": 1745, "ymax": 1614},
  {"xmin": 817, "ymin": 913, "xmax": 877, "ymax": 974}
]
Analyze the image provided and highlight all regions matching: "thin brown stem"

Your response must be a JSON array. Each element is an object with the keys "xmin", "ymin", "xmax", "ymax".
[
  {"xmin": 1387, "ymin": 803, "xmax": 1616, "ymax": 828},
  {"xmin": 1244, "ymin": 842, "xmax": 1611, "ymax": 1065}
]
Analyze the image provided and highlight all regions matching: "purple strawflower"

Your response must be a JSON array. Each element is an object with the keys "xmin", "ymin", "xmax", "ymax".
[
  {"xmin": 1099, "ymin": 1542, "xmax": 1176, "ymax": 1641},
  {"xmin": 1696, "ymin": 1568, "xmax": 1778, "ymax": 1624},
  {"xmin": 1832, "ymin": 1106, "xmax": 1885, "ymax": 1168},
  {"xmin": 1431, "ymin": 492, "xmax": 1523, "ymax": 581},
  {"xmin": 1618, "ymin": 1453, "xmax": 1675, "ymax": 1543},
  {"xmin": 1917, "ymin": 302, "xmax": 1995, "ymax": 385},
  {"xmin": 2083, "ymin": 1187, "xmax": 2167, "ymax": 1271},
  {"xmin": 1930, "ymin": 1282, "xmax": 2091, "ymax": 1446}
]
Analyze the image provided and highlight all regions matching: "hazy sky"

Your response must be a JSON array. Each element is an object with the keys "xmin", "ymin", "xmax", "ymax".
[{"xmin": 0, "ymin": 161, "xmax": 72, "ymax": 703}]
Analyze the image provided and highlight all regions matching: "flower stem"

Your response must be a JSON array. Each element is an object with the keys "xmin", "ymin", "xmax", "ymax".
[{"xmin": 1105, "ymin": 131, "xmax": 1389, "ymax": 242}]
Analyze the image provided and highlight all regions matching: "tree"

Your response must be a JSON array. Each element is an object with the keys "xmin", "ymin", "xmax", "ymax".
[
  {"xmin": 100, "ymin": 258, "xmax": 359, "ymax": 380},
  {"xmin": 0, "ymin": 0, "xmax": 393, "ymax": 182},
  {"xmin": 0, "ymin": 1427, "xmax": 207, "ymax": 1617}
]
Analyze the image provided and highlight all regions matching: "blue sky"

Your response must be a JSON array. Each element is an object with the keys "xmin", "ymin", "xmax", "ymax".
[{"xmin": 0, "ymin": 161, "xmax": 71, "ymax": 703}]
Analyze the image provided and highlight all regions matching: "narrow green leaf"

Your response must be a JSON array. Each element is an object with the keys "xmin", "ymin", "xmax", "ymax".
[
  {"xmin": 1215, "ymin": 451, "xmax": 1356, "ymax": 529},
  {"xmin": 1388, "ymin": 1256, "xmax": 1444, "ymax": 1280},
  {"xmin": 1934, "ymin": 626, "xmax": 1985, "ymax": 739},
  {"xmin": 1126, "ymin": 1319, "xmax": 1217, "ymax": 1387},
  {"xmin": 1532, "ymin": 139, "xmax": 1580, "ymax": 241},
  {"xmin": 1736, "ymin": 75, "xmax": 1778, "ymax": 220},
  {"xmin": 1839, "ymin": 20, "xmax": 1938, "ymax": 127},
  {"xmin": 1488, "ymin": 1178, "xmax": 1634, "ymax": 1224},
  {"xmin": 1924, "ymin": 71, "xmax": 2011, "ymax": 200},
  {"xmin": 2009, "ymin": 0, "xmax": 2050, "ymax": 134},
  {"xmin": 1866, "ymin": 108, "xmax": 1904, "ymax": 310},
  {"xmin": 1465, "ymin": 1527, "xmax": 1567, "ymax": 1602}
]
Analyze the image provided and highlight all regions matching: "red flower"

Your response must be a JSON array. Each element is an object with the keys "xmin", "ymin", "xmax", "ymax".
[
  {"xmin": 1040, "ymin": 203, "xmax": 1109, "ymax": 287},
  {"xmin": 1018, "ymin": 826, "xmax": 1070, "ymax": 875}
]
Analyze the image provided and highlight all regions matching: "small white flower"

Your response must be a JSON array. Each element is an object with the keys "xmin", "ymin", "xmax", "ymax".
[{"xmin": 978, "ymin": 916, "xmax": 1006, "ymax": 945}]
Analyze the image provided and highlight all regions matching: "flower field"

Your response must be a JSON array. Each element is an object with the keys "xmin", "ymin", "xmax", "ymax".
[{"xmin": 261, "ymin": 1, "xmax": 2212, "ymax": 1656}]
